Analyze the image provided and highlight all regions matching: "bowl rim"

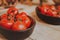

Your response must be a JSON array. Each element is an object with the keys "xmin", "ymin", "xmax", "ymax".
[{"xmin": 0, "ymin": 16, "xmax": 36, "ymax": 32}]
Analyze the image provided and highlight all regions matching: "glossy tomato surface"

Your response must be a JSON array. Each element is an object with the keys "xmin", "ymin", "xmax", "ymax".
[
  {"xmin": 7, "ymin": 7, "xmax": 18, "ymax": 16},
  {"xmin": 38, "ymin": 4, "xmax": 60, "ymax": 18},
  {"xmin": 16, "ymin": 12, "xmax": 31, "ymax": 28},
  {"xmin": 0, "ymin": 8, "xmax": 32, "ymax": 31}
]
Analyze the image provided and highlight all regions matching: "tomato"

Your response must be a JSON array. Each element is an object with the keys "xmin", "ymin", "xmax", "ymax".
[
  {"xmin": 12, "ymin": 21, "xmax": 27, "ymax": 31},
  {"xmin": 16, "ymin": 12, "xmax": 31, "ymax": 28},
  {"xmin": 38, "ymin": 4, "xmax": 60, "ymax": 17},
  {"xmin": 1, "ymin": 14, "xmax": 7, "ymax": 19},
  {"xmin": 52, "ymin": 11, "xmax": 57, "ymax": 17},
  {"xmin": 16, "ymin": 12, "xmax": 27, "ymax": 19},
  {"xmin": 22, "ymin": 16, "xmax": 31, "ymax": 28},
  {"xmin": 0, "ymin": 17, "xmax": 14, "ymax": 30},
  {"xmin": 20, "ymin": 16, "xmax": 31, "ymax": 28},
  {"xmin": 7, "ymin": 7, "xmax": 18, "ymax": 16},
  {"xmin": 46, "ymin": 9, "xmax": 53, "ymax": 16},
  {"xmin": 46, "ymin": 9, "xmax": 57, "ymax": 17},
  {"xmin": 38, "ymin": 6, "xmax": 49, "ymax": 14}
]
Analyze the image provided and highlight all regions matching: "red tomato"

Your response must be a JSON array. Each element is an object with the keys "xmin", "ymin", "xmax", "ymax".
[
  {"xmin": 16, "ymin": 12, "xmax": 31, "ymax": 28},
  {"xmin": 1, "ymin": 14, "xmax": 7, "ymax": 19},
  {"xmin": 52, "ymin": 11, "xmax": 57, "ymax": 17},
  {"xmin": 21, "ymin": 16, "xmax": 31, "ymax": 28},
  {"xmin": 38, "ymin": 6, "xmax": 49, "ymax": 14},
  {"xmin": 46, "ymin": 9, "xmax": 54, "ymax": 16},
  {"xmin": 7, "ymin": 7, "xmax": 18, "ymax": 16},
  {"xmin": 39, "ymin": 5, "xmax": 58, "ymax": 17},
  {"xmin": 46, "ymin": 9, "xmax": 57, "ymax": 17},
  {"xmin": 12, "ymin": 21, "xmax": 27, "ymax": 31},
  {"xmin": 0, "ymin": 18, "xmax": 14, "ymax": 30},
  {"xmin": 38, "ymin": 7, "xmax": 45, "ymax": 13},
  {"xmin": 16, "ymin": 12, "xmax": 27, "ymax": 19}
]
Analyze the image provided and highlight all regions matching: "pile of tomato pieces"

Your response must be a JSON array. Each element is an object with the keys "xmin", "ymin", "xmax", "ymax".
[
  {"xmin": 0, "ymin": 7, "xmax": 32, "ymax": 31},
  {"xmin": 38, "ymin": 4, "xmax": 60, "ymax": 17}
]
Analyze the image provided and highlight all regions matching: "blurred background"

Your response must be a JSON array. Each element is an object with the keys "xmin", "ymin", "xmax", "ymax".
[
  {"xmin": 0, "ymin": 0, "xmax": 40, "ymax": 9},
  {"xmin": 0, "ymin": 0, "xmax": 57, "ymax": 9}
]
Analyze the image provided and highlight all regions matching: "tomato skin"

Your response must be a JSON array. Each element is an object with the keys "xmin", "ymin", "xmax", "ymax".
[
  {"xmin": 38, "ymin": 6, "xmax": 49, "ymax": 15},
  {"xmin": 16, "ymin": 12, "xmax": 31, "ymax": 28},
  {"xmin": 46, "ymin": 9, "xmax": 52, "ymax": 16},
  {"xmin": 38, "ymin": 4, "xmax": 59, "ymax": 17},
  {"xmin": 16, "ymin": 12, "xmax": 27, "ymax": 19},
  {"xmin": 1, "ymin": 14, "xmax": 7, "ymax": 19},
  {"xmin": 7, "ymin": 7, "xmax": 18, "ymax": 16},
  {"xmin": 0, "ymin": 13, "xmax": 14, "ymax": 30},
  {"xmin": 12, "ymin": 21, "xmax": 27, "ymax": 31},
  {"xmin": 0, "ymin": 18, "xmax": 14, "ymax": 30},
  {"xmin": 0, "ymin": 19, "xmax": 10, "ymax": 29},
  {"xmin": 22, "ymin": 16, "xmax": 31, "ymax": 28}
]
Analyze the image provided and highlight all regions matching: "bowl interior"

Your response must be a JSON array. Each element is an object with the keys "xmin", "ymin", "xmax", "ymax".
[
  {"xmin": 37, "ymin": 5, "xmax": 60, "ymax": 18},
  {"xmin": 0, "ymin": 16, "xmax": 36, "ymax": 32}
]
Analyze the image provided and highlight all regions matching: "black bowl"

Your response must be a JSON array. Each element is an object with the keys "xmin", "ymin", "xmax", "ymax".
[
  {"xmin": 0, "ymin": 16, "xmax": 36, "ymax": 40},
  {"xmin": 36, "ymin": 7, "xmax": 60, "ymax": 25}
]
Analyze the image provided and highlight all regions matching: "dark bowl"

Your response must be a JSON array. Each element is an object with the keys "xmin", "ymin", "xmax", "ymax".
[
  {"xmin": 36, "ymin": 7, "xmax": 60, "ymax": 25},
  {"xmin": 0, "ymin": 16, "xmax": 36, "ymax": 40}
]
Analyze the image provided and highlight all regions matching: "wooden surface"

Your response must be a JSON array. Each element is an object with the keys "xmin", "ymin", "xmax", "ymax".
[
  {"xmin": 27, "ymin": 12, "xmax": 60, "ymax": 40},
  {"xmin": 0, "ymin": 4, "xmax": 60, "ymax": 40}
]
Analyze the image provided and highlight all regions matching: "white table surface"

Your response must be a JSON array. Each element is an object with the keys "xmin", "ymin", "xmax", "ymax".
[{"xmin": 0, "ymin": 4, "xmax": 60, "ymax": 40}]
